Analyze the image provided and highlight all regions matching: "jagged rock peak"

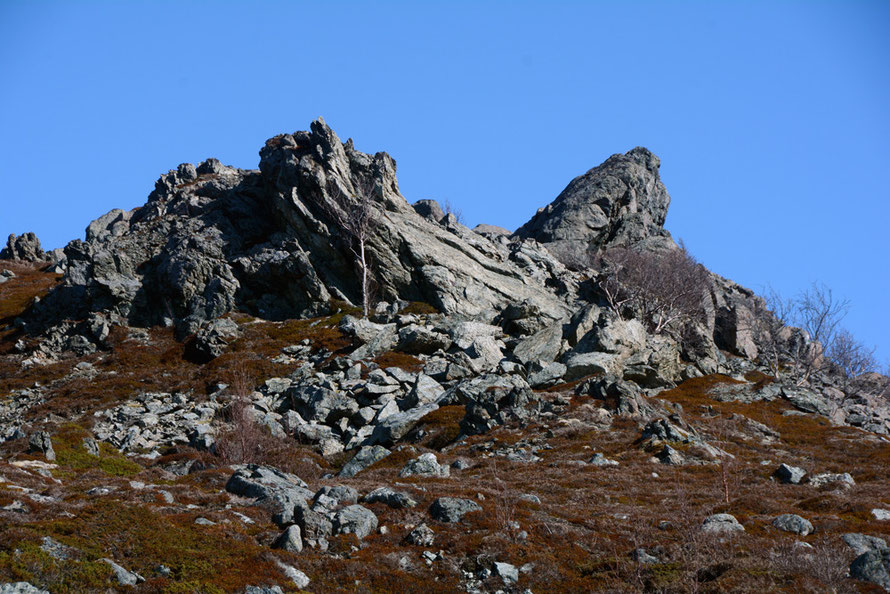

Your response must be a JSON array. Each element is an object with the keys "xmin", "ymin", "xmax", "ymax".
[
  {"xmin": 1, "ymin": 232, "xmax": 48, "ymax": 262},
  {"xmin": 22, "ymin": 118, "xmax": 573, "ymax": 345},
  {"xmin": 514, "ymin": 146, "xmax": 673, "ymax": 262}
]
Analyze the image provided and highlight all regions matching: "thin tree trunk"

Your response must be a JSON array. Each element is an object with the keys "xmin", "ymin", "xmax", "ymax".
[{"xmin": 360, "ymin": 240, "xmax": 369, "ymax": 318}]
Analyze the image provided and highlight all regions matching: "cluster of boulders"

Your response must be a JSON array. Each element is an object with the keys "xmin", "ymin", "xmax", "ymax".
[
  {"xmin": 223, "ymin": 459, "xmax": 528, "ymax": 590},
  {"xmin": 91, "ymin": 391, "xmax": 220, "ymax": 454}
]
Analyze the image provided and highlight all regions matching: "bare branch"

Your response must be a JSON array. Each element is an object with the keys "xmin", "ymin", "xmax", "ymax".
[{"xmin": 595, "ymin": 244, "xmax": 709, "ymax": 334}]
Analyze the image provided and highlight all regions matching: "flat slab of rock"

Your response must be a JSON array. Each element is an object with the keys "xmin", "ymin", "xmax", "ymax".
[
  {"xmin": 843, "ymin": 533, "xmax": 888, "ymax": 556},
  {"xmin": 361, "ymin": 487, "xmax": 417, "ymax": 509},
  {"xmin": 429, "ymin": 497, "xmax": 481, "ymax": 523},
  {"xmin": 873, "ymin": 509, "xmax": 890, "ymax": 521},
  {"xmin": 338, "ymin": 446, "xmax": 391, "ymax": 478},
  {"xmin": 0, "ymin": 584, "xmax": 50, "ymax": 594},
  {"xmin": 807, "ymin": 472, "xmax": 854, "ymax": 488},
  {"xmin": 367, "ymin": 403, "xmax": 440, "ymax": 446},
  {"xmin": 102, "ymin": 558, "xmax": 144, "ymax": 586}
]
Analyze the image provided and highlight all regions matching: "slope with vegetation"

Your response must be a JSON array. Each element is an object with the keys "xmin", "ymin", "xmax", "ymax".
[{"xmin": 0, "ymin": 119, "xmax": 888, "ymax": 593}]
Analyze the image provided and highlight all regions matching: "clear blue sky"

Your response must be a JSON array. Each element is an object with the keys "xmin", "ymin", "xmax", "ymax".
[{"xmin": 1, "ymin": 1, "xmax": 888, "ymax": 364}]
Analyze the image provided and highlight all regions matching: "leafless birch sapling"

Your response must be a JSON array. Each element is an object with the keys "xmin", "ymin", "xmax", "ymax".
[{"xmin": 324, "ymin": 181, "xmax": 379, "ymax": 317}]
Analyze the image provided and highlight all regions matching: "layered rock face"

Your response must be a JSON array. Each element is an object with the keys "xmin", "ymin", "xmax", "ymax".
[
  {"xmin": 44, "ymin": 123, "xmax": 558, "ymax": 335},
  {"xmin": 26, "ymin": 119, "xmax": 573, "ymax": 339},
  {"xmin": 514, "ymin": 147, "xmax": 674, "ymax": 259}
]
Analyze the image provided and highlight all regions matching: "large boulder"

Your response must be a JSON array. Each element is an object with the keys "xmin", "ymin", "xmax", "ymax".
[
  {"xmin": 225, "ymin": 465, "xmax": 313, "ymax": 525},
  {"xmin": 850, "ymin": 547, "xmax": 890, "ymax": 591}
]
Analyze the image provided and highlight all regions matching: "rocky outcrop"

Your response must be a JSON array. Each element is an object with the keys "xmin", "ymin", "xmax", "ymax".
[
  {"xmin": 24, "ymin": 118, "xmax": 571, "ymax": 343},
  {"xmin": 514, "ymin": 147, "xmax": 673, "ymax": 259},
  {"xmin": 1, "ymin": 233, "xmax": 47, "ymax": 262},
  {"xmin": 7, "ymin": 118, "xmax": 885, "ymax": 440}
]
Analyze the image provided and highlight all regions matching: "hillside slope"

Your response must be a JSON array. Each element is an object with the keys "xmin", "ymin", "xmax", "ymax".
[{"xmin": 1, "ymin": 120, "xmax": 889, "ymax": 593}]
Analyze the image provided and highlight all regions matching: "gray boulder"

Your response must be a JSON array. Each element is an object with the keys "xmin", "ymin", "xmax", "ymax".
[
  {"xmin": 527, "ymin": 361, "xmax": 567, "ymax": 388},
  {"xmin": 404, "ymin": 523, "xmax": 435, "ymax": 546},
  {"xmin": 187, "ymin": 317, "xmax": 242, "ymax": 362},
  {"xmin": 429, "ymin": 497, "xmax": 481, "ymax": 523},
  {"xmin": 313, "ymin": 485, "xmax": 359, "ymax": 507},
  {"xmin": 850, "ymin": 547, "xmax": 890, "ymax": 591},
  {"xmin": 294, "ymin": 505, "xmax": 333, "ymax": 545},
  {"xmin": 399, "ymin": 453, "xmax": 450, "ymax": 478},
  {"xmin": 225, "ymin": 465, "xmax": 313, "ymax": 525},
  {"xmin": 494, "ymin": 561, "xmax": 519, "ymax": 585},
  {"xmin": 773, "ymin": 463, "xmax": 806, "ymax": 485},
  {"xmin": 563, "ymin": 352, "xmax": 622, "ymax": 381},
  {"xmin": 589, "ymin": 453, "xmax": 619, "ymax": 467},
  {"xmin": 27, "ymin": 431, "xmax": 55, "ymax": 461},
  {"xmin": 404, "ymin": 374, "xmax": 445, "ymax": 408},
  {"xmin": 512, "ymin": 323, "xmax": 563, "ymax": 365},
  {"xmin": 412, "ymin": 199, "xmax": 445, "ymax": 223},
  {"xmin": 272, "ymin": 525, "xmax": 303, "ymax": 553},
  {"xmin": 333, "ymin": 504, "xmax": 378, "ymax": 540},
  {"xmin": 397, "ymin": 325, "xmax": 451, "ymax": 355},
  {"xmin": 700, "ymin": 514, "xmax": 744, "ymax": 534},
  {"xmin": 783, "ymin": 387, "xmax": 833, "ymax": 416},
  {"xmin": 772, "ymin": 514, "xmax": 813, "ymax": 536}
]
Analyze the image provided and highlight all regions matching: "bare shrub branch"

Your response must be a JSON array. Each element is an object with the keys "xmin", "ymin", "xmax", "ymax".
[
  {"xmin": 214, "ymin": 364, "xmax": 298, "ymax": 468},
  {"xmin": 828, "ymin": 328, "xmax": 878, "ymax": 399},
  {"xmin": 595, "ymin": 243, "xmax": 709, "ymax": 334},
  {"xmin": 797, "ymin": 282, "xmax": 849, "ymax": 349},
  {"xmin": 443, "ymin": 199, "xmax": 464, "ymax": 225}
]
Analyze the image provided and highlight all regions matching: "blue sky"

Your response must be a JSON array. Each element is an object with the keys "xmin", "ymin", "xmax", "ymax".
[{"xmin": 1, "ymin": 1, "xmax": 888, "ymax": 363}]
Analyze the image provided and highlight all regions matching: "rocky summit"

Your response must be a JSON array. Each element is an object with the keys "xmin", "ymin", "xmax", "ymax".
[{"xmin": 0, "ymin": 119, "xmax": 888, "ymax": 593}]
